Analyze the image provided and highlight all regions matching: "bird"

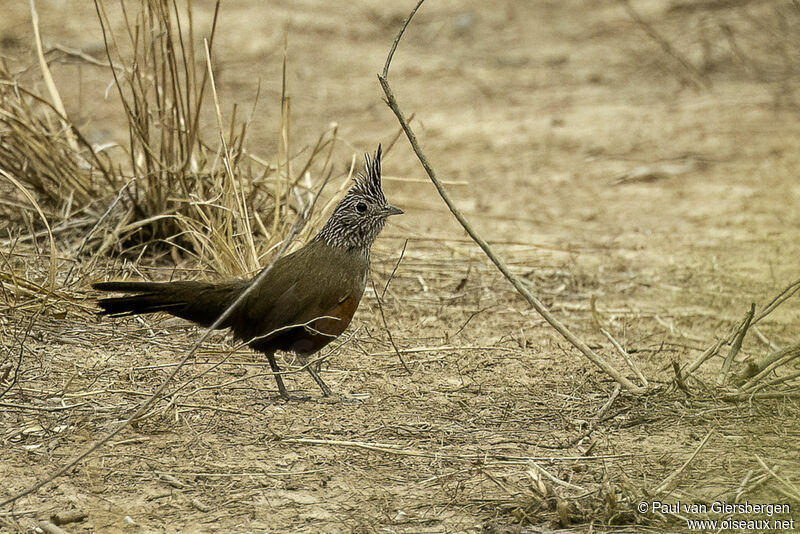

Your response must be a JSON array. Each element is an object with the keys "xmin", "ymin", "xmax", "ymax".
[{"xmin": 93, "ymin": 146, "xmax": 402, "ymax": 399}]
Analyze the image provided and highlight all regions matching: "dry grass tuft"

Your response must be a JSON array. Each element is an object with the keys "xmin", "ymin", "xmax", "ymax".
[
  {"xmin": 89, "ymin": 0, "xmax": 338, "ymax": 273},
  {"xmin": 1, "ymin": 0, "xmax": 337, "ymax": 281},
  {"xmin": 0, "ymin": 71, "xmax": 110, "ymax": 210}
]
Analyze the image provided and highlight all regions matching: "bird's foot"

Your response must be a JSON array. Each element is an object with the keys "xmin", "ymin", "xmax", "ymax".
[
  {"xmin": 250, "ymin": 393, "xmax": 314, "ymax": 410},
  {"xmin": 279, "ymin": 393, "xmax": 315, "ymax": 402}
]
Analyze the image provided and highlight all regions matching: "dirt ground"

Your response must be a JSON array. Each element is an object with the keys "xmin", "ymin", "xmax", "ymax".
[{"xmin": 2, "ymin": 1, "xmax": 800, "ymax": 532}]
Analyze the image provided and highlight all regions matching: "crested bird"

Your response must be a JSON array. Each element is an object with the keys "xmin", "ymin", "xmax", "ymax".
[{"xmin": 93, "ymin": 146, "xmax": 402, "ymax": 399}]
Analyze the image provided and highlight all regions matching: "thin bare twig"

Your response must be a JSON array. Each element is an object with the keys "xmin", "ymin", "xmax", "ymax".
[
  {"xmin": 672, "ymin": 361, "xmax": 690, "ymax": 395},
  {"xmin": 723, "ymin": 391, "xmax": 800, "ymax": 402},
  {"xmin": 377, "ymin": 0, "xmax": 644, "ymax": 394},
  {"xmin": 651, "ymin": 429, "xmax": 713, "ymax": 495},
  {"xmin": 374, "ymin": 239, "xmax": 410, "ymax": 374},
  {"xmin": 754, "ymin": 454, "xmax": 800, "ymax": 501},
  {"xmin": 0, "ymin": 169, "xmax": 56, "ymax": 291},
  {"xmin": 382, "ymin": 239, "xmax": 407, "ymax": 299},
  {"xmin": 63, "ymin": 178, "xmax": 137, "ymax": 286},
  {"xmin": 687, "ymin": 277, "xmax": 800, "ymax": 377},
  {"xmin": 617, "ymin": 0, "xmax": 710, "ymax": 90},
  {"xmin": 527, "ymin": 461, "xmax": 587, "ymax": 493},
  {"xmin": 755, "ymin": 278, "xmax": 800, "ymax": 323},
  {"xmin": 281, "ymin": 437, "xmax": 640, "ymax": 463},
  {"xmin": 745, "ymin": 370, "xmax": 800, "ymax": 394},
  {"xmin": 0, "ymin": 312, "xmax": 39, "ymax": 400},
  {"xmin": 381, "ymin": 0, "xmax": 426, "ymax": 79},
  {"xmin": 739, "ymin": 342, "xmax": 800, "ymax": 390},
  {"xmin": 371, "ymin": 280, "xmax": 411, "ymax": 375},
  {"xmin": 685, "ymin": 338, "xmax": 725, "ymax": 376},
  {"xmin": 595, "ymin": 384, "xmax": 622, "ymax": 420},
  {"xmin": 600, "ymin": 327, "xmax": 648, "ymax": 387},
  {"xmin": 0, "ymin": 401, "xmax": 87, "ymax": 412},
  {"xmin": 718, "ymin": 303, "xmax": 754, "ymax": 385},
  {"xmin": 30, "ymin": 0, "xmax": 79, "ymax": 152},
  {"xmin": 591, "ymin": 295, "xmax": 647, "ymax": 388}
]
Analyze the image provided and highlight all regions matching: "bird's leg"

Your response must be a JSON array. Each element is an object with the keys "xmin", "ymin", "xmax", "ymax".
[
  {"xmin": 308, "ymin": 368, "xmax": 334, "ymax": 397},
  {"xmin": 296, "ymin": 354, "xmax": 334, "ymax": 397},
  {"xmin": 265, "ymin": 352, "xmax": 290, "ymax": 399}
]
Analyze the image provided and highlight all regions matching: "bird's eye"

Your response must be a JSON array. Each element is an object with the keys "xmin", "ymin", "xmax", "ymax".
[{"xmin": 356, "ymin": 202, "xmax": 367, "ymax": 213}]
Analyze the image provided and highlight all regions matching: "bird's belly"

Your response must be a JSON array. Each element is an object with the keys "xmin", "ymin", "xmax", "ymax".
[
  {"xmin": 287, "ymin": 295, "xmax": 359, "ymax": 354},
  {"xmin": 250, "ymin": 293, "xmax": 361, "ymax": 356},
  {"xmin": 270, "ymin": 315, "xmax": 353, "ymax": 355}
]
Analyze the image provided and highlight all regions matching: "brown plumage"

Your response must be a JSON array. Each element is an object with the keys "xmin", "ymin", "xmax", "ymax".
[{"xmin": 93, "ymin": 146, "xmax": 402, "ymax": 398}]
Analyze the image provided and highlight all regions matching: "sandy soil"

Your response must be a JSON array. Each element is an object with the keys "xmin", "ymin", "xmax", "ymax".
[{"xmin": 1, "ymin": 1, "xmax": 799, "ymax": 532}]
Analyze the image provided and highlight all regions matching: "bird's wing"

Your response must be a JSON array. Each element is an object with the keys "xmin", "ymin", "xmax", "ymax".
[{"xmin": 230, "ymin": 243, "xmax": 366, "ymax": 343}]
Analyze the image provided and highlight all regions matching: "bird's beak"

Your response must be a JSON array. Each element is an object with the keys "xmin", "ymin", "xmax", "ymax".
[{"xmin": 385, "ymin": 205, "xmax": 404, "ymax": 216}]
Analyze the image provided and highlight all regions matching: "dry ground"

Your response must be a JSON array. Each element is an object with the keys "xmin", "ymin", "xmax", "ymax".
[{"xmin": 2, "ymin": 1, "xmax": 800, "ymax": 532}]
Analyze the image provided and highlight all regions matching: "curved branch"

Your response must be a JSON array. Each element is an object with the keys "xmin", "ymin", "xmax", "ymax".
[{"xmin": 377, "ymin": 0, "xmax": 645, "ymax": 394}]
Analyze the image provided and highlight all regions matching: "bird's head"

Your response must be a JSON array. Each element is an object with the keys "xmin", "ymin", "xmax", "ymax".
[{"xmin": 314, "ymin": 145, "xmax": 403, "ymax": 252}]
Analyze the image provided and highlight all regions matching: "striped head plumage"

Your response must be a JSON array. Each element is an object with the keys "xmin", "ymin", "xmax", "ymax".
[{"xmin": 313, "ymin": 145, "xmax": 403, "ymax": 252}]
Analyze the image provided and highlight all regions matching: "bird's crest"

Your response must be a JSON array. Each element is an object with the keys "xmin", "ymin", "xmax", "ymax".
[{"xmin": 351, "ymin": 144, "xmax": 386, "ymax": 203}]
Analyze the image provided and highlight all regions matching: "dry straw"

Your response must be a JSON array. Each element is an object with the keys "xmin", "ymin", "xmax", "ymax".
[{"xmin": 2, "ymin": 0, "xmax": 338, "ymax": 287}]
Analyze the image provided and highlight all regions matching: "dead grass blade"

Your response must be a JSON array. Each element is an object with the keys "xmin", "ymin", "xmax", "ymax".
[
  {"xmin": 82, "ymin": 0, "xmax": 334, "ymax": 273},
  {"xmin": 29, "ymin": 0, "xmax": 79, "ymax": 153},
  {"xmin": 0, "ymin": 170, "xmax": 56, "ymax": 292},
  {"xmin": 371, "ymin": 239, "xmax": 410, "ymax": 374},
  {"xmin": 0, "ymin": 80, "xmax": 106, "ymax": 206},
  {"xmin": 591, "ymin": 295, "xmax": 648, "ymax": 388}
]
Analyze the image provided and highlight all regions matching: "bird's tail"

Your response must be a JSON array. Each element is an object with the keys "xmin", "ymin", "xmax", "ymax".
[{"xmin": 92, "ymin": 280, "xmax": 245, "ymax": 327}]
